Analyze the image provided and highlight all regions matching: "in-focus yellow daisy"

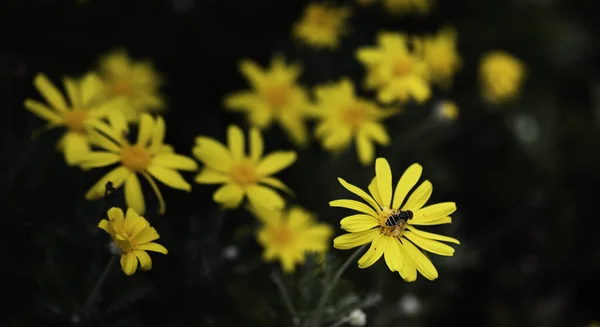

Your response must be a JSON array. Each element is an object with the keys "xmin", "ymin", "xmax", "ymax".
[
  {"xmin": 24, "ymin": 73, "xmax": 123, "ymax": 165},
  {"xmin": 98, "ymin": 207, "xmax": 168, "ymax": 276},
  {"xmin": 356, "ymin": 32, "xmax": 431, "ymax": 104},
  {"xmin": 224, "ymin": 56, "xmax": 310, "ymax": 147},
  {"xmin": 434, "ymin": 100, "xmax": 459, "ymax": 121},
  {"xmin": 479, "ymin": 50, "xmax": 525, "ymax": 104},
  {"xmin": 97, "ymin": 49, "xmax": 164, "ymax": 121},
  {"xmin": 81, "ymin": 112, "xmax": 198, "ymax": 215},
  {"xmin": 308, "ymin": 78, "xmax": 398, "ymax": 165},
  {"xmin": 357, "ymin": 0, "xmax": 432, "ymax": 15},
  {"xmin": 252, "ymin": 204, "xmax": 333, "ymax": 272},
  {"xmin": 292, "ymin": 3, "xmax": 351, "ymax": 49},
  {"xmin": 194, "ymin": 124, "xmax": 297, "ymax": 210},
  {"xmin": 417, "ymin": 26, "xmax": 461, "ymax": 88},
  {"xmin": 331, "ymin": 158, "xmax": 460, "ymax": 281}
]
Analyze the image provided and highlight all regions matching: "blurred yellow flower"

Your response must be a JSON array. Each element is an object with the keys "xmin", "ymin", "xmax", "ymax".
[
  {"xmin": 98, "ymin": 207, "xmax": 168, "ymax": 276},
  {"xmin": 435, "ymin": 100, "xmax": 459, "ymax": 121},
  {"xmin": 418, "ymin": 26, "xmax": 461, "ymax": 87},
  {"xmin": 308, "ymin": 78, "xmax": 398, "ymax": 165},
  {"xmin": 356, "ymin": 32, "xmax": 431, "ymax": 104},
  {"xmin": 357, "ymin": 0, "xmax": 432, "ymax": 15},
  {"xmin": 194, "ymin": 124, "xmax": 296, "ymax": 210},
  {"xmin": 331, "ymin": 158, "xmax": 459, "ymax": 281},
  {"xmin": 224, "ymin": 56, "xmax": 310, "ymax": 147},
  {"xmin": 252, "ymin": 204, "xmax": 333, "ymax": 273},
  {"xmin": 24, "ymin": 73, "xmax": 122, "ymax": 165},
  {"xmin": 479, "ymin": 50, "xmax": 525, "ymax": 104},
  {"xmin": 292, "ymin": 3, "xmax": 351, "ymax": 49},
  {"xmin": 97, "ymin": 49, "xmax": 164, "ymax": 121},
  {"xmin": 81, "ymin": 112, "xmax": 197, "ymax": 215}
]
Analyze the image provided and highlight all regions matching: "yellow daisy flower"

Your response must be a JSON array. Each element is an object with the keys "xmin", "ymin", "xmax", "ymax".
[
  {"xmin": 97, "ymin": 49, "xmax": 164, "ymax": 121},
  {"xmin": 98, "ymin": 207, "xmax": 168, "ymax": 276},
  {"xmin": 194, "ymin": 124, "xmax": 297, "ymax": 210},
  {"xmin": 356, "ymin": 32, "xmax": 431, "ymax": 104},
  {"xmin": 81, "ymin": 111, "xmax": 198, "ymax": 215},
  {"xmin": 292, "ymin": 3, "xmax": 351, "ymax": 49},
  {"xmin": 24, "ymin": 73, "xmax": 122, "ymax": 165},
  {"xmin": 434, "ymin": 100, "xmax": 459, "ymax": 121},
  {"xmin": 331, "ymin": 158, "xmax": 460, "ymax": 281},
  {"xmin": 479, "ymin": 50, "xmax": 525, "ymax": 104},
  {"xmin": 224, "ymin": 56, "xmax": 310, "ymax": 147},
  {"xmin": 252, "ymin": 204, "xmax": 333, "ymax": 273},
  {"xmin": 417, "ymin": 26, "xmax": 461, "ymax": 88},
  {"xmin": 308, "ymin": 78, "xmax": 398, "ymax": 165}
]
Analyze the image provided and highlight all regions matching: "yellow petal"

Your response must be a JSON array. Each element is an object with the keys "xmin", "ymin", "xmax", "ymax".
[
  {"xmin": 108, "ymin": 111, "xmax": 129, "ymax": 135},
  {"xmin": 409, "ymin": 216, "xmax": 452, "ymax": 226},
  {"xmin": 246, "ymin": 185, "xmax": 285, "ymax": 210},
  {"xmin": 413, "ymin": 202, "xmax": 457, "ymax": 222},
  {"xmin": 137, "ymin": 242, "xmax": 168, "ymax": 254},
  {"xmin": 135, "ymin": 226, "xmax": 160, "ymax": 244},
  {"xmin": 405, "ymin": 225, "xmax": 460, "ymax": 244},
  {"xmin": 107, "ymin": 207, "xmax": 125, "ymax": 230},
  {"xmin": 62, "ymin": 132, "xmax": 91, "ymax": 166},
  {"xmin": 375, "ymin": 158, "xmax": 393, "ymax": 207},
  {"xmin": 63, "ymin": 78, "xmax": 81, "ymax": 108},
  {"xmin": 152, "ymin": 153, "xmax": 198, "ymax": 171},
  {"xmin": 402, "ymin": 180, "xmax": 432, "ymax": 212},
  {"xmin": 240, "ymin": 59, "xmax": 266, "ymax": 88},
  {"xmin": 356, "ymin": 48, "xmax": 383, "ymax": 64},
  {"xmin": 85, "ymin": 166, "xmax": 130, "ymax": 200},
  {"xmin": 356, "ymin": 133, "xmax": 374, "ymax": 166},
  {"xmin": 397, "ymin": 244, "xmax": 417, "ymax": 282},
  {"xmin": 121, "ymin": 252, "xmax": 138, "ymax": 276},
  {"xmin": 134, "ymin": 250, "xmax": 152, "ymax": 271},
  {"xmin": 227, "ymin": 125, "xmax": 245, "ymax": 161},
  {"xmin": 384, "ymin": 237, "xmax": 403, "ymax": 272},
  {"xmin": 329, "ymin": 199, "xmax": 378, "ymax": 218},
  {"xmin": 193, "ymin": 137, "xmax": 233, "ymax": 173},
  {"xmin": 213, "ymin": 183, "xmax": 245, "ymax": 208},
  {"xmin": 363, "ymin": 122, "xmax": 390, "ymax": 145},
  {"xmin": 79, "ymin": 152, "xmax": 120, "ymax": 169},
  {"xmin": 224, "ymin": 91, "xmax": 259, "ymax": 111},
  {"xmin": 337, "ymin": 178, "xmax": 381, "ymax": 214},
  {"xmin": 358, "ymin": 234, "xmax": 386, "ymax": 268},
  {"xmin": 147, "ymin": 165, "xmax": 192, "ymax": 191},
  {"xmin": 401, "ymin": 239, "xmax": 438, "ymax": 280},
  {"xmin": 256, "ymin": 151, "xmax": 297, "ymax": 176},
  {"xmin": 368, "ymin": 177, "xmax": 382, "ymax": 205},
  {"xmin": 150, "ymin": 116, "xmax": 165, "ymax": 154},
  {"xmin": 403, "ymin": 231, "xmax": 455, "ymax": 256},
  {"xmin": 340, "ymin": 214, "xmax": 379, "ymax": 232},
  {"xmin": 80, "ymin": 73, "xmax": 105, "ymax": 106},
  {"xmin": 125, "ymin": 173, "xmax": 145, "ymax": 215},
  {"xmin": 124, "ymin": 208, "xmax": 148, "ymax": 236},
  {"xmin": 259, "ymin": 177, "xmax": 294, "ymax": 196},
  {"xmin": 141, "ymin": 172, "xmax": 167, "ymax": 215},
  {"xmin": 98, "ymin": 219, "xmax": 110, "ymax": 233},
  {"xmin": 195, "ymin": 169, "xmax": 230, "ymax": 184},
  {"xmin": 249, "ymin": 127, "xmax": 264, "ymax": 163},
  {"xmin": 279, "ymin": 111, "xmax": 309, "ymax": 147},
  {"xmin": 34, "ymin": 74, "xmax": 68, "ymax": 111},
  {"xmin": 88, "ymin": 129, "xmax": 121, "ymax": 153},
  {"xmin": 136, "ymin": 114, "xmax": 154, "ymax": 147},
  {"xmin": 392, "ymin": 163, "xmax": 422, "ymax": 210},
  {"xmin": 333, "ymin": 229, "xmax": 380, "ymax": 250},
  {"xmin": 23, "ymin": 99, "xmax": 63, "ymax": 124}
]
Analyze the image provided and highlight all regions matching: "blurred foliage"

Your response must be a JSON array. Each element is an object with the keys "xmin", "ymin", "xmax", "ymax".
[{"xmin": 2, "ymin": 0, "xmax": 600, "ymax": 326}]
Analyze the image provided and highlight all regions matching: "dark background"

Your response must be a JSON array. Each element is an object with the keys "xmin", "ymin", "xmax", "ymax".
[{"xmin": 2, "ymin": 0, "xmax": 600, "ymax": 326}]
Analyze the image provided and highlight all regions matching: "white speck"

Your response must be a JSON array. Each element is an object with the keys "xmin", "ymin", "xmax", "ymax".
[
  {"xmin": 70, "ymin": 313, "xmax": 81, "ymax": 324},
  {"xmin": 222, "ymin": 245, "xmax": 239, "ymax": 260},
  {"xmin": 512, "ymin": 114, "xmax": 540, "ymax": 145},
  {"xmin": 399, "ymin": 293, "xmax": 421, "ymax": 316},
  {"xmin": 108, "ymin": 242, "xmax": 121, "ymax": 256},
  {"xmin": 347, "ymin": 309, "xmax": 367, "ymax": 326}
]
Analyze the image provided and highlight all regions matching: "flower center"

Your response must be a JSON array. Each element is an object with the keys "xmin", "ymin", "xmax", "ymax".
[
  {"xmin": 120, "ymin": 145, "xmax": 151, "ymax": 172},
  {"xmin": 230, "ymin": 161, "xmax": 258, "ymax": 187},
  {"xmin": 114, "ymin": 231, "xmax": 137, "ymax": 252},
  {"xmin": 393, "ymin": 58, "xmax": 413, "ymax": 76},
  {"xmin": 63, "ymin": 109, "xmax": 88, "ymax": 134},
  {"xmin": 112, "ymin": 80, "xmax": 133, "ymax": 96},
  {"xmin": 265, "ymin": 85, "xmax": 290, "ymax": 110},
  {"xmin": 379, "ymin": 206, "xmax": 412, "ymax": 238},
  {"xmin": 271, "ymin": 226, "xmax": 294, "ymax": 247},
  {"xmin": 342, "ymin": 105, "xmax": 367, "ymax": 130}
]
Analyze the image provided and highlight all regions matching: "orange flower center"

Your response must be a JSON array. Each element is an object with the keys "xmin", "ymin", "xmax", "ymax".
[
  {"xmin": 265, "ymin": 85, "xmax": 290, "ymax": 110},
  {"xmin": 342, "ymin": 105, "xmax": 367, "ymax": 129},
  {"xmin": 230, "ymin": 161, "xmax": 258, "ymax": 187},
  {"xmin": 112, "ymin": 80, "xmax": 133, "ymax": 96},
  {"xmin": 271, "ymin": 226, "xmax": 294, "ymax": 247},
  {"xmin": 63, "ymin": 109, "xmax": 88, "ymax": 134},
  {"xmin": 393, "ymin": 58, "xmax": 413, "ymax": 76},
  {"xmin": 120, "ymin": 146, "xmax": 151, "ymax": 172},
  {"xmin": 379, "ymin": 206, "xmax": 409, "ymax": 238}
]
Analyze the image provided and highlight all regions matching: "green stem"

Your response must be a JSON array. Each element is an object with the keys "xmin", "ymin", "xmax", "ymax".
[
  {"xmin": 271, "ymin": 270, "xmax": 300, "ymax": 326},
  {"xmin": 83, "ymin": 255, "xmax": 116, "ymax": 318},
  {"xmin": 310, "ymin": 245, "xmax": 367, "ymax": 327}
]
